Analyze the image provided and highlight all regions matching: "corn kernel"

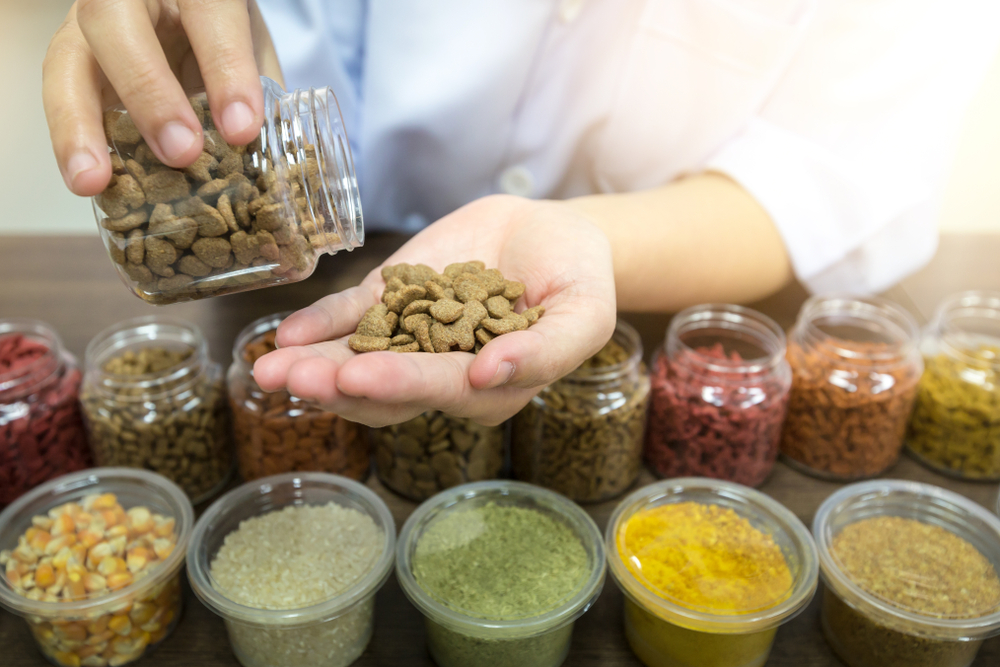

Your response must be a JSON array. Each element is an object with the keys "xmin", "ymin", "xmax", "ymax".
[
  {"xmin": 91, "ymin": 494, "xmax": 118, "ymax": 511},
  {"xmin": 87, "ymin": 630, "xmax": 115, "ymax": 646},
  {"xmin": 52, "ymin": 651, "xmax": 81, "ymax": 667},
  {"xmin": 54, "ymin": 622, "xmax": 88, "ymax": 642},
  {"xmin": 109, "ymin": 536, "xmax": 127, "ymax": 558},
  {"xmin": 126, "ymin": 507, "xmax": 153, "ymax": 534},
  {"xmin": 107, "ymin": 572, "xmax": 133, "ymax": 590},
  {"xmin": 106, "ymin": 525, "xmax": 129, "ymax": 540},
  {"xmin": 52, "ymin": 513, "xmax": 77, "ymax": 537},
  {"xmin": 152, "ymin": 539, "xmax": 174, "ymax": 561},
  {"xmin": 35, "ymin": 562, "xmax": 56, "ymax": 588},
  {"xmin": 126, "ymin": 548, "xmax": 149, "ymax": 574},
  {"xmin": 78, "ymin": 530, "xmax": 103, "ymax": 549},
  {"xmin": 67, "ymin": 560, "xmax": 88, "ymax": 583},
  {"xmin": 75, "ymin": 512, "xmax": 93, "ymax": 530},
  {"xmin": 87, "ymin": 542, "xmax": 113, "ymax": 569},
  {"xmin": 46, "ymin": 535, "xmax": 76, "ymax": 557},
  {"xmin": 81, "ymin": 656, "xmax": 108, "ymax": 667},
  {"xmin": 32, "ymin": 515, "xmax": 54, "ymax": 530},
  {"xmin": 83, "ymin": 573, "xmax": 107, "ymax": 593},
  {"xmin": 108, "ymin": 615, "xmax": 132, "ymax": 637},
  {"xmin": 64, "ymin": 580, "xmax": 87, "ymax": 601},
  {"xmin": 53, "ymin": 546, "xmax": 74, "ymax": 571},
  {"xmin": 87, "ymin": 616, "xmax": 109, "ymax": 635},
  {"xmin": 97, "ymin": 556, "xmax": 120, "ymax": 577},
  {"xmin": 152, "ymin": 517, "xmax": 175, "ymax": 539},
  {"xmin": 99, "ymin": 510, "xmax": 118, "ymax": 528},
  {"xmin": 128, "ymin": 602, "xmax": 156, "ymax": 626}
]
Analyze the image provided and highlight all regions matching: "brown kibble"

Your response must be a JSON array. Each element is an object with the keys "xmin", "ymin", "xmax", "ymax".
[
  {"xmin": 277, "ymin": 235, "xmax": 312, "ymax": 273},
  {"xmin": 108, "ymin": 232, "xmax": 127, "ymax": 265},
  {"xmin": 256, "ymin": 231, "xmax": 280, "ymax": 261},
  {"xmin": 349, "ymin": 335, "xmax": 391, "ymax": 353},
  {"xmin": 485, "ymin": 295, "xmax": 512, "ymax": 318},
  {"xmin": 385, "ymin": 277, "xmax": 406, "ymax": 293},
  {"xmin": 109, "ymin": 112, "xmax": 141, "ymax": 145},
  {"xmin": 502, "ymin": 281, "xmax": 526, "ymax": 301},
  {"xmin": 254, "ymin": 203, "xmax": 285, "ymax": 231},
  {"xmin": 475, "ymin": 328, "xmax": 495, "ymax": 346},
  {"xmin": 150, "ymin": 216, "xmax": 198, "ymax": 249},
  {"xmin": 203, "ymin": 129, "xmax": 231, "ymax": 159},
  {"xmin": 191, "ymin": 237, "xmax": 232, "ymax": 268},
  {"xmin": 217, "ymin": 193, "xmax": 239, "ymax": 233},
  {"xmin": 184, "ymin": 152, "xmax": 218, "ymax": 183},
  {"xmin": 234, "ymin": 199, "xmax": 250, "ymax": 227},
  {"xmin": 425, "ymin": 280, "xmax": 451, "ymax": 301},
  {"xmin": 97, "ymin": 174, "xmax": 145, "ymax": 217},
  {"xmin": 141, "ymin": 170, "xmax": 191, "ymax": 204},
  {"xmin": 125, "ymin": 229, "xmax": 144, "ymax": 264},
  {"xmin": 383, "ymin": 284, "xmax": 428, "ymax": 314},
  {"xmin": 270, "ymin": 220, "xmax": 296, "ymax": 245},
  {"xmin": 444, "ymin": 261, "xmax": 485, "ymax": 278},
  {"xmin": 110, "ymin": 153, "xmax": 126, "ymax": 174},
  {"xmin": 478, "ymin": 269, "xmax": 506, "ymax": 296},
  {"xmin": 196, "ymin": 179, "xmax": 229, "ymax": 199},
  {"xmin": 230, "ymin": 231, "xmax": 261, "ymax": 265},
  {"xmin": 177, "ymin": 255, "xmax": 212, "ymax": 277},
  {"xmin": 523, "ymin": 306, "xmax": 545, "ymax": 325},
  {"xmin": 101, "ymin": 210, "xmax": 148, "ymax": 232},
  {"xmin": 158, "ymin": 274, "xmax": 195, "ymax": 292},
  {"xmin": 430, "ymin": 299, "xmax": 464, "ymax": 323},
  {"xmin": 429, "ymin": 300, "xmax": 488, "ymax": 352},
  {"xmin": 144, "ymin": 236, "xmax": 178, "ymax": 277},
  {"xmin": 481, "ymin": 313, "xmax": 529, "ymax": 335},
  {"xmin": 190, "ymin": 96, "xmax": 206, "ymax": 126},
  {"xmin": 357, "ymin": 304, "xmax": 395, "ymax": 338},
  {"xmin": 382, "ymin": 263, "xmax": 440, "ymax": 286},
  {"xmin": 134, "ymin": 143, "xmax": 163, "ymax": 171},
  {"xmin": 176, "ymin": 197, "xmax": 228, "ymax": 237},
  {"xmin": 149, "ymin": 203, "xmax": 174, "ymax": 226},
  {"xmin": 401, "ymin": 300, "xmax": 434, "ymax": 319},
  {"xmin": 453, "ymin": 273, "xmax": 489, "ymax": 303},
  {"xmin": 123, "ymin": 262, "xmax": 153, "ymax": 284},
  {"xmin": 391, "ymin": 334, "xmax": 416, "ymax": 345},
  {"xmin": 218, "ymin": 152, "xmax": 243, "ymax": 177},
  {"xmin": 390, "ymin": 342, "xmax": 421, "ymax": 353}
]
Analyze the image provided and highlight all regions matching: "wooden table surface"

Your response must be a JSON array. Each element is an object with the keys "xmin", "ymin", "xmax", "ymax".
[{"xmin": 2, "ymin": 233, "xmax": 1000, "ymax": 667}]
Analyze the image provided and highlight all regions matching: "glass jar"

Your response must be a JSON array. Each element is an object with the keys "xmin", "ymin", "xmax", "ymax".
[
  {"xmin": 643, "ymin": 305, "xmax": 790, "ymax": 487},
  {"xmin": 781, "ymin": 295, "xmax": 922, "ymax": 480},
  {"xmin": 1, "ymin": 320, "xmax": 91, "ymax": 507},
  {"xmin": 372, "ymin": 412, "xmax": 504, "ymax": 501},
  {"xmin": 813, "ymin": 480, "xmax": 1000, "ymax": 667},
  {"xmin": 511, "ymin": 319, "xmax": 649, "ymax": 502},
  {"xmin": 95, "ymin": 76, "xmax": 363, "ymax": 304},
  {"xmin": 228, "ymin": 313, "xmax": 368, "ymax": 482},
  {"xmin": 906, "ymin": 291, "xmax": 1000, "ymax": 479},
  {"xmin": 80, "ymin": 317, "xmax": 232, "ymax": 503}
]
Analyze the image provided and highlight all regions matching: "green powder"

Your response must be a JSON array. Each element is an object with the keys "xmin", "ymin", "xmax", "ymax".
[{"xmin": 412, "ymin": 502, "xmax": 589, "ymax": 619}]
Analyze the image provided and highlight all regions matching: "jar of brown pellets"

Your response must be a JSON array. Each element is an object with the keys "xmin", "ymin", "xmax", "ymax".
[
  {"xmin": 512, "ymin": 319, "xmax": 650, "ymax": 502},
  {"xmin": 95, "ymin": 76, "xmax": 363, "ymax": 304},
  {"xmin": 228, "ymin": 313, "xmax": 369, "ymax": 482},
  {"xmin": 781, "ymin": 295, "xmax": 922, "ymax": 480},
  {"xmin": 81, "ymin": 317, "xmax": 233, "ymax": 503}
]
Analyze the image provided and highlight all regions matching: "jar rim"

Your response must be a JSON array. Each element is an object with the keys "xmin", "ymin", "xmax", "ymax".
[
  {"xmin": 795, "ymin": 294, "xmax": 920, "ymax": 366},
  {"xmin": 561, "ymin": 319, "xmax": 643, "ymax": 383},
  {"xmin": 665, "ymin": 304, "xmax": 788, "ymax": 375},
  {"xmin": 929, "ymin": 290, "xmax": 1000, "ymax": 370},
  {"xmin": 0, "ymin": 319, "xmax": 65, "ymax": 397},
  {"xmin": 230, "ymin": 311, "xmax": 292, "ymax": 372},
  {"xmin": 605, "ymin": 478, "xmax": 818, "ymax": 634},
  {"xmin": 396, "ymin": 480, "xmax": 606, "ymax": 638}
]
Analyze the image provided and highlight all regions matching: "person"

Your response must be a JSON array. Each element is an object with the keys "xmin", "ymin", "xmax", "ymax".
[{"xmin": 44, "ymin": 0, "xmax": 999, "ymax": 426}]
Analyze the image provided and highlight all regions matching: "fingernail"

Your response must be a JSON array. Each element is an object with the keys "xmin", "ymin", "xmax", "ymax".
[
  {"xmin": 65, "ymin": 151, "xmax": 98, "ymax": 189},
  {"xmin": 486, "ymin": 361, "xmax": 516, "ymax": 389},
  {"xmin": 157, "ymin": 121, "xmax": 197, "ymax": 161},
  {"xmin": 222, "ymin": 101, "xmax": 254, "ymax": 136}
]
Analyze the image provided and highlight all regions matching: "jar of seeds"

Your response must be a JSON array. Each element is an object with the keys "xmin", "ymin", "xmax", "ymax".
[
  {"xmin": 81, "ymin": 316, "xmax": 232, "ymax": 503},
  {"xmin": 512, "ymin": 319, "xmax": 649, "ymax": 502},
  {"xmin": 372, "ymin": 412, "xmax": 504, "ymax": 501}
]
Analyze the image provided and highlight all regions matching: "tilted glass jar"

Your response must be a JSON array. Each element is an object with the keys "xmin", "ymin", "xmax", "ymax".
[
  {"xmin": 0, "ymin": 320, "xmax": 91, "ymax": 506},
  {"xmin": 781, "ymin": 295, "xmax": 922, "ymax": 480},
  {"xmin": 906, "ymin": 291, "xmax": 1000, "ymax": 479},
  {"xmin": 512, "ymin": 319, "xmax": 650, "ymax": 503},
  {"xmin": 95, "ymin": 76, "xmax": 363, "ymax": 304},
  {"xmin": 228, "ymin": 313, "xmax": 369, "ymax": 482},
  {"xmin": 644, "ymin": 305, "xmax": 791, "ymax": 487},
  {"xmin": 80, "ymin": 317, "xmax": 232, "ymax": 503}
]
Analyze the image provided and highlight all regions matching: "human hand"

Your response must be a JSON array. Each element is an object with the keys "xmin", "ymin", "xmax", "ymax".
[
  {"xmin": 252, "ymin": 194, "xmax": 617, "ymax": 426},
  {"xmin": 44, "ymin": 0, "xmax": 277, "ymax": 196}
]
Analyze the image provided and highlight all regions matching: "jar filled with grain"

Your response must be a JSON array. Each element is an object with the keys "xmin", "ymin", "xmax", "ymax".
[
  {"xmin": 781, "ymin": 295, "xmax": 922, "ymax": 480},
  {"xmin": 512, "ymin": 319, "xmax": 650, "ymax": 503},
  {"xmin": 372, "ymin": 412, "xmax": 504, "ymax": 501},
  {"xmin": 906, "ymin": 291, "xmax": 1000, "ymax": 480},
  {"xmin": 228, "ymin": 313, "xmax": 368, "ymax": 482},
  {"xmin": 81, "ymin": 317, "xmax": 232, "ymax": 503}
]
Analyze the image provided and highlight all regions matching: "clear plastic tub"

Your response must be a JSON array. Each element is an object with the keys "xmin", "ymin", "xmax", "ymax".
[
  {"xmin": 186, "ymin": 472, "xmax": 395, "ymax": 667},
  {"xmin": 396, "ymin": 480, "xmax": 605, "ymax": 667},
  {"xmin": 606, "ymin": 478, "xmax": 818, "ymax": 667},
  {"xmin": 0, "ymin": 468, "xmax": 193, "ymax": 667},
  {"xmin": 813, "ymin": 480, "xmax": 1000, "ymax": 667}
]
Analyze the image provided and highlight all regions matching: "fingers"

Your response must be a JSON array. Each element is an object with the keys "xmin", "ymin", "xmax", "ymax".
[
  {"xmin": 43, "ymin": 10, "xmax": 112, "ymax": 196},
  {"xmin": 275, "ymin": 284, "xmax": 381, "ymax": 348},
  {"xmin": 179, "ymin": 0, "xmax": 263, "ymax": 145},
  {"xmin": 76, "ymin": 0, "xmax": 203, "ymax": 167}
]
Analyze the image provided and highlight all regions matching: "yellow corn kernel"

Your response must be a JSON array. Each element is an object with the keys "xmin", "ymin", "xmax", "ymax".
[
  {"xmin": 129, "ymin": 629, "xmax": 151, "ymax": 652},
  {"xmin": 125, "ymin": 508, "xmax": 153, "ymax": 535},
  {"xmin": 87, "ymin": 616, "xmax": 109, "ymax": 635},
  {"xmin": 106, "ymin": 525, "xmax": 129, "ymax": 540},
  {"xmin": 107, "ymin": 572, "xmax": 133, "ymax": 591},
  {"xmin": 81, "ymin": 656, "xmax": 108, "ymax": 667},
  {"xmin": 49, "ymin": 569, "xmax": 68, "ymax": 596},
  {"xmin": 125, "ymin": 548, "xmax": 149, "ymax": 574},
  {"xmin": 64, "ymin": 502, "xmax": 83, "ymax": 518},
  {"xmin": 71, "ymin": 543, "xmax": 89, "ymax": 565},
  {"xmin": 45, "ymin": 535, "xmax": 76, "ymax": 557},
  {"xmin": 54, "ymin": 623, "xmax": 88, "ymax": 642},
  {"xmin": 25, "ymin": 527, "xmax": 43, "ymax": 542},
  {"xmin": 25, "ymin": 587, "xmax": 45, "ymax": 601},
  {"xmin": 112, "ymin": 506, "xmax": 127, "ymax": 526},
  {"xmin": 86, "ymin": 630, "xmax": 115, "ymax": 646},
  {"xmin": 12, "ymin": 543, "xmax": 38, "ymax": 564},
  {"xmin": 108, "ymin": 615, "xmax": 132, "ymax": 637},
  {"xmin": 35, "ymin": 562, "xmax": 56, "ymax": 588},
  {"xmin": 128, "ymin": 602, "xmax": 156, "ymax": 626},
  {"xmin": 53, "ymin": 546, "xmax": 74, "ymax": 571},
  {"xmin": 67, "ymin": 560, "xmax": 88, "ymax": 583},
  {"xmin": 19, "ymin": 572, "xmax": 35, "ymax": 590},
  {"xmin": 108, "ymin": 536, "xmax": 127, "ymax": 558},
  {"xmin": 91, "ymin": 494, "xmax": 119, "ymax": 511},
  {"xmin": 97, "ymin": 556, "xmax": 120, "ymax": 577},
  {"xmin": 108, "ymin": 653, "xmax": 142, "ymax": 667},
  {"xmin": 75, "ymin": 511, "xmax": 93, "ymax": 529},
  {"xmin": 5, "ymin": 569, "xmax": 21, "ymax": 589},
  {"xmin": 77, "ymin": 530, "xmax": 103, "ymax": 549},
  {"xmin": 51, "ymin": 513, "xmax": 76, "ymax": 537},
  {"xmin": 76, "ymin": 646, "xmax": 99, "ymax": 660},
  {"xmin": 151, "ymin": 539, "xmax": 174, "ymax": 561},
  {"xmin": 29, "ymin": 530, "xmax": 53, "ymax": 554},
  {"xmin": 32, "ymin": 515, "xmax": 55, "ymax": 530},
  {"xmin": 87, "ymin": 542, "xmax": 113, "ymax": 569},
  {"xmin": 64, "ymin": 580, "xmax": 87, "ymax": 601},
  {"xmin": 52, "ymin": 651, "xmax": 81, "ymax": 667},
  {"xmin": 152, "ymin": 517, "xmax": 175, "ymax": 539},
  {"xmin": 83, "ymin": 573, "xmax": 107, "ymax": 593},
  {"xmin": 99, "ymin": 510, "xmax": 118, "ymax": 528}
]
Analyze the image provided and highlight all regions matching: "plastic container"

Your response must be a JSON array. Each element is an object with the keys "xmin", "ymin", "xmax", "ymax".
[
  {"xmin": 813, "ymin": 480, "xmax": 1000, "ymax": 667},
  {"xmin": 1, "ymin": 319, "xmax": 91, "ymax": 506},
  {"xmin": 512, "ymin": 319, "xmax": 649, "ymax": 502},
  {"xmin": 0, "ymin": 468, "xmax": 193, "ymax": 667},
  {"xmin": 781, "ymin": 295, "xmax": 922, "ymax": 480},
  {"xmin": 606, "ymin": 478, "xmax": 818, "ymax": 667},
  {"xmin": 80, "ymin": 317, "xmax": 233, "ymax": 503},
  {"xmin": 187, "ymin": 472, "xmax": 395, "ymax": 667},
  {"xmin": 643, "ymin": 305, "xmax": 791, "ymax": 487},
  {"xmin": 95, "ymin": 76, "xmax": 363, "ymax": 304},
  {"xmin": 228, "ymin": 313, "xmax": 368, "ymax": 481},
  {"xmin": 397, "ymin": 480, "xmax": 606, "ymax": 667},
  {"xmin": 373, "ymin": 411, "xmax": 504, "ymax": 501},
  {"xmin": 906, "ymin": 291, "xmax": 1000, "ymax": 479}
]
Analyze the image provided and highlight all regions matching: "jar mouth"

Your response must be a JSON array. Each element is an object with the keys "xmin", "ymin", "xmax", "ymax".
[
  {"xmin": 796, "ymin": 294, "xmax": 920, "ymax": 365},
  {"xmin": 0, "ymin": 319, "xmax": 64, "ymax": 398},
  {"xmin": 563, "ymin": 319, "xmax": 643, "ymax": 383},
  {"xmin": 931, "ymin": 290, "xmax": 1000, "ymax": 370},
  {"xmin": 666, "ymin": 304, "xmax": 787, "ymax": 376},
  {"xmin": 606, "ymin": 478, "xmax": 818, "ymax": 635},
  {"xmin": 396, "ymin": 481, "xmax": 606, "ymax": 639},
  {"xmin": 0, "ymin": 468, "xmax": 194, "ymax": 617},
  {"xmin": 186, "ymin": 472, "xmax": 396, "ymax": 627},
  {"xmin": 812, "ymin": 480, "xmax": 1000, "ymax": 641},
  {"xmin": 84, "ymin": 316, "xmax": 208, "ymax": 401},
  {"xmin": 231, "ymin": 311, "xmax": 292, "ymax": 373}
]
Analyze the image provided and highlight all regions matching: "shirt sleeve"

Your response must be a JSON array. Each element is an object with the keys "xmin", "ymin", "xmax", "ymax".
[{"xmin": 704, "ymin": 0, "xmax": 1000, "ymax": 294}]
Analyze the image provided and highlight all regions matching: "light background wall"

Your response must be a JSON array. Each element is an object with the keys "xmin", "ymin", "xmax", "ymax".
[{"xmin": 2, "ymin": 1, "xmax": 999, "ymax": 235}]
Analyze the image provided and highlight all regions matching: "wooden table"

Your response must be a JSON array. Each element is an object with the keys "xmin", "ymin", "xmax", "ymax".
[{"xmin": 2, "ymin": 233, "xmax": 1000, "ymax": 666}]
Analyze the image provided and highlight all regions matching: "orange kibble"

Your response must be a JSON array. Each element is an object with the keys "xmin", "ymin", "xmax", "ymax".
[
  {"xmin": 92, "ymin": 493, "xmax": 118, "ymax": 511},
  {"xmin": 108, "ymin": 614, "xmax": 132, "ymax": 636},
  {"xmin": 107, "ymin": 572, "xmax": 133, "ymax": 590},
  {"xmin": 52, "ymin": 651, "xmax": 81, "ymax": 667},
  {"xmin": 83, "ymin": 572, "xmax": 107, "ymax": 593},
  {"xmin": 152, "ymin": 539, "xmax": 174, "ymax": 561},
  {"xmin": 35, "ymin": 562, "xmax": 56, "ymax": 588},
  {"xmin": 51, "ymin": 513, "xmax": 76, "ymax": 537},
  {"xmin": 77, "ymin": 530, "xmax": 103, "ymax": 549}
]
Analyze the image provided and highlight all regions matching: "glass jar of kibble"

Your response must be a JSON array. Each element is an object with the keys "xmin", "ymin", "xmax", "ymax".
[
  {"xmin": 0, "ymin": 467, "xmax": 193, "ymax": 667},
  {"xmin": 813, "ymin": 480, "xmax": 1000, "ymax": 667},
  {"xmin": 906, "ymin": 291, "xmax": 1000, "ymax": 479},
  {"xmin": 95, "ymin": 76, "xmax": 363, "ymax": 304},
  {"xmin": 512, "ymin": 319, "xmax": 650, "ymax": 502},
  {"xmin": 228, "ymin": 313, "xmax": 369, "ymax": 482},
  {"xmin": 781, "ymin": 295, "xmax": 922, "ymax": 479},
  {"xmin": 373, "ymin": 411, "xmax": 504, "ymax": 501},
  {"xmin": 644, "ymin": 305, "xmax": 791, "ymax": 487},
  {"xmin": 81, "ymin": 317, "xmax": 233, "ymax": 503},
  {"xmin": 397, "ymin": 480, "xmax": 605, "ymax": 667},
  {"xmin": 607, "ymin": 478, "xmax": 818, "ymax": 667},
  {"xmin": 1, "ymin": 319, "xmax": 91, "ymax": 507},
  {"xmin": 187, "ymin": 472, "xmax": 395, "ymax": 667}
]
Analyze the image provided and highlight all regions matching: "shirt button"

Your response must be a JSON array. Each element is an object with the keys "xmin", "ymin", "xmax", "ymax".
[
  {"xmin": 499, "ymin": 166, "xmax": 536, "ymax": 197},
  {"xmin": 558, "ymin": 0, "xmax": 586, "ymax": 24}
]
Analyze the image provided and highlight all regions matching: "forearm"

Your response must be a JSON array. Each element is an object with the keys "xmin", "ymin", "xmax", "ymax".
[{"xmin": 567, "ymin": 172, "xmax": 792, "ymax": 312}]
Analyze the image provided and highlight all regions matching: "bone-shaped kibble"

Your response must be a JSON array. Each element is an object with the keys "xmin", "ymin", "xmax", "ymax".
[{"xmin": 430, "ymin": 300, "xmax": 488, "ymax": 352}]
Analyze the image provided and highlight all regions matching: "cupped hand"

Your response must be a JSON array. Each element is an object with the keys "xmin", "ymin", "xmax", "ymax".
[
  {"xmin": 253, "ymin": 194, "xmax": 617, "ymax": 427},
  {"xmin": 44, "ymin": 0, "xmax": 276, "ymax": 196}
]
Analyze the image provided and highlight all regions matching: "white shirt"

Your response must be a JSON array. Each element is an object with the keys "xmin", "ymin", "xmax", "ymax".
[{"xmin": 257, "ymin": 0, "xmax": 1000, "ymax": 293}]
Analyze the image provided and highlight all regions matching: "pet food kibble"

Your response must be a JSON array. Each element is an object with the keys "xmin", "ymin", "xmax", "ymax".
[
  {"xmin": 0, "ymin": 322, "xmax": 90, "ymax": 506},
  {"xmin": 349, "ymin": 261, "xmax": 543, "ymax": 354},
  {"xmin": 228, "ymin": 315, "xmax": 369, "ymax": 482},
  {"xmin": 512, "ymin": 320, "xmax": 649, "ymax": 502},
  {"xmin": 93, "ymin": 79, "xmax": 363, "ymax": 304}
]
